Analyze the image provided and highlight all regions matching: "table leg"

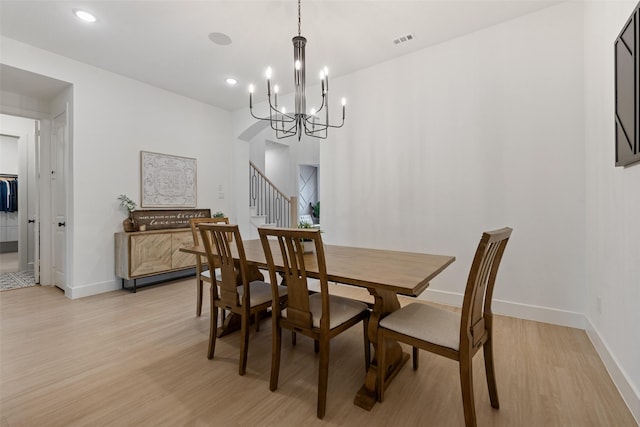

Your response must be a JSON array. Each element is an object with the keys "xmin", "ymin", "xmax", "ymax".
[{"xmin": 354, "ymin": 288, "xmax": 409, "ymax": 410}]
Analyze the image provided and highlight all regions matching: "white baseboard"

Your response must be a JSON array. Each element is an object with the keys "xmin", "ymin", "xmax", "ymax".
[
  {"xmin": 68, "ymin": 270, "xmax": 197, "ymax": 299},
  {"xmin": 67, "ymin": 279, "xmax": 120, "ymax": 299},
  {"xmin": 421, "ymin": 288, "xmax": 586, "ymax": 329},
  {"xmin": 585, "ymin": 317, "xmax": 640, "ymax": 425}
]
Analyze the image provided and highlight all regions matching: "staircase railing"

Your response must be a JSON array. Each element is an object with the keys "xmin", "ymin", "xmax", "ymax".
[{"xmin": 249, "ymin": 161, "xmax": 297, "ymax": 228}]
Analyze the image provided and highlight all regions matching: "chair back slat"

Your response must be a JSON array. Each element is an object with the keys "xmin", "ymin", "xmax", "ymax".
[
  {"xmin": 189, "ymin": 217, "xmax": 230, "ymax": 269},
  {"xmin": 189, "ymin": 217, "xmax": 229, "ymax": 245},
  {"xmin": 199, "ymin": 223, "xmax": 249, "ymax": 309},
  {"xmin": 258, "ymin": 227, "xmax": 329, "ymax": 330},
  {"xmin": 461, "ymin": 227, "xmax": 512, "ymax": 348},
  {"xmin": 278, "ymin": 235, "xmax": 313, "ymax": 327}
]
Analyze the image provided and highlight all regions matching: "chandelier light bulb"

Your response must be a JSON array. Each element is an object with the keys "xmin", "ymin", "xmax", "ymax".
[
  {"xmin": 266, "ymin": 67, "xmax": 272, "ymax": 79},
  {"xmin": 249, "ymin": 84, "xmax": 254, "ymax": 93},
  {"xmin": 310, "ymin": 108, "xmax": 316, "ymax": 115},
  {"xmin": 282, "ymin": 107, "xmax": 286, "ymax": 114},
  {"xmin": 274, "ymin": 85, "xmax": 279, "ymax": 94},
  {"xmin": 341, "ymin": 98, "xmax": 346, "ymax": 106},
  {"xmin": 319, "ymin": 70, "xmax": 325, "ymax": 80},
  {"xmin": 323, "ymin": 66, "xmax": 329, "ymax": 77},
  {"xmin": 295, "ymin": 60, "xmax": 301, "ymax": 70}
]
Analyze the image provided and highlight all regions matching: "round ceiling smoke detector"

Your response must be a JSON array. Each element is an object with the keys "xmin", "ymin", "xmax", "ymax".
[{"xmin": 208, "ymin": 32, "xmax": 232, "ymax": 46}]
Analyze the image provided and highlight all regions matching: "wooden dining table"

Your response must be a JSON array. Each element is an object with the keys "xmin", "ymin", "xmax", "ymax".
[{"xmin": 181, "ymin": 238, "xmax": 455, "ymax": 411}]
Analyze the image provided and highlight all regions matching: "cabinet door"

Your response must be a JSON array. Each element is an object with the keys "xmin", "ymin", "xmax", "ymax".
[
  {"xmin": 130, "ymin": 233, "xmax": 172, "ymax": 277},
  {"xmin": 172, "ymin": 231, "xmax": 196, "ymax": 269}
]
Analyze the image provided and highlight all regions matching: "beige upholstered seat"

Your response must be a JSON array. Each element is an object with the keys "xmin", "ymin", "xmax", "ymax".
[
  {"xmin": 199, "ymin": 223, "xmax": 288, "ymax": 376},
  {"xmin": 377, "ymin": 227, "xmax": 513, "ymax": 427},
  {"xmin": 284, "ymin": 293, "xmax": 369, "ymax": 329},
  {"xmin": 258, "ymin": 226, "xmax": 370, "ymax": 419},
  {"xmin": 380, "ymin": 302, "xmax": 461, "ymax": 350}
]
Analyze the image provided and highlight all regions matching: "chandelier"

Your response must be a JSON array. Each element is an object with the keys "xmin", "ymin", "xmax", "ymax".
[{"xmin": 249, "ymin": 0, "xmax": 346, "ymax": 141}]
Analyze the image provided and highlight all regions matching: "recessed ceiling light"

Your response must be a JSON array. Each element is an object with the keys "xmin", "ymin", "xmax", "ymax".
[
  {"xmin": 209, "ymin": 32, "xmax": 232, "ymax": 46},
  {"xmin": 225, "ymin": 78, "xmax": 238, "ymax": 86},
  {"xmin": 73, "ymin": 9, "xmax": 97, "ymax": 23}
]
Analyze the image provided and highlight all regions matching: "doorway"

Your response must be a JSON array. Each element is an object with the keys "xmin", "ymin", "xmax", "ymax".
[
  {"xmin": 0, "ymin": 117, "xmax": 39, "ymax": 280},
  {"xmin": 0, "ymin": 65, "xmax": 72, "ymax": 292},
  {"xmin": 298, "ymin": 164, "xmax": 319, "ymax": 225}
]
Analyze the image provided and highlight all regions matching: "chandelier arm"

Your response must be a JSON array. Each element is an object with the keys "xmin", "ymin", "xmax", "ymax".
[
  {"xmin": 315, "ymin": 94, "xmax": 327, "ymax": 114},
  {"xmin": 266, "ymin": 97, "xmax": 297, "ymax": 123},
  {"xmin": 275, "ymin": 122, "xmax": 300, "ymax": 138},
  {"xmin": 271, "ymin": 117, "xmax": 299, "ymax": 134},
  {"xmin": 249, "ymin": 106, "xmax": 273, "ymax": 121},
  {"xmin": 303, "ymin": 115, "xmax": 345, "ymax": 131},
  {"xmin": 304, "ymin": 126, "xmax": 328, "ymax": 139},
  {"xmin": 324, "ymin": 121, "xmax": 345, "ymax": 129}
]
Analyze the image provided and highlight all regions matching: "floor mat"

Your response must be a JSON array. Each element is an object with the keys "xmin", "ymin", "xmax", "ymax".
[{"xmin": 0, "ymin": 271, "xmax": 37, "ymax": 291}]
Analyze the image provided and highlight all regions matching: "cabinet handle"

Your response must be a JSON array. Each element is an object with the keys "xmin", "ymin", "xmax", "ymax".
[
  {"xmin": 28, "ymin": 219, "xmax": 35, "ymax": 223},
  {"xmin": 58, "ymin": 222, "xmax": 66, "ymax": 227}
]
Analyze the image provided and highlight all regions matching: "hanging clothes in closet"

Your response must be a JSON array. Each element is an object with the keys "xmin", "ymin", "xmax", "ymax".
[{"xmin": 0, "ymin": 177, "xmax": 18, "ymax": 212}]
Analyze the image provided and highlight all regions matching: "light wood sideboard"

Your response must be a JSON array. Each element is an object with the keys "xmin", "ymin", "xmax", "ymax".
[{"xmin": 115, "ymin": 229, "xmax": 196, "ymax": 292}]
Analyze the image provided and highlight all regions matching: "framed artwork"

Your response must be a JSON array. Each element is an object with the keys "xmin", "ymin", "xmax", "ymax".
[
  {"xmin": 614, "ymin": 2, "xmax": 640, "ymax": 167},
  {"xmin": 140, "ymin": 151, "xmax": 197, "ymax": 208}
]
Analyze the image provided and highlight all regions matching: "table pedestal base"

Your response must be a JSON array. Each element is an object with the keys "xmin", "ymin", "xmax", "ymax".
[
  {"xmin": 353, "ymin": 287, "xmax": 409, "ymax": 410},
  {"xmin": 354, "ymin": 351, "xmax": 409, "ymax": 410}
]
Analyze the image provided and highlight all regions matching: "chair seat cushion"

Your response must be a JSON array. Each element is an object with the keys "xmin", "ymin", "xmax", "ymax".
[
  {"xmin": 238, "ymin": 280, "xmax": 287, "ymax": 308},
  {"xmin": 283, "ymin": 293, "xmax": 368, "ymax": 329},
  {"xmin": 201, "ymin": 268, "xmax": 222, "ymax": 281},
  {"xmin": 379, "ymin": 303, "xmax": 460, "ymax": 351}
]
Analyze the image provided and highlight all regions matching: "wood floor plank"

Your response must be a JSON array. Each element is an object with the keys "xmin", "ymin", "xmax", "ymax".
[{"xmin": 1, "ymin": 280, "xmax": 636, "ymax": 426}]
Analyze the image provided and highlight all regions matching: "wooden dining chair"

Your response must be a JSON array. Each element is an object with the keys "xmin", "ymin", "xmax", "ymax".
[
  {"xmin": 189, "ymin": 217, "xmax": 229, "ymax": 317},
  {"xmin": 199, "ymin": 223, "xmax": 288, "ymax": 375},
  {"xmin": 258, "ymin": 226, "xmax": 371, "ymax": 419},
  {"xmin": 376, "ymin": 227, "xmax": 513, "ymax": 427}
]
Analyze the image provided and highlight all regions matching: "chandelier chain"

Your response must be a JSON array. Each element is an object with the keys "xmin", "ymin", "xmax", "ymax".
[{"xmin": 297, "ymin": 0, "xmax": 301, "ymax": 36}]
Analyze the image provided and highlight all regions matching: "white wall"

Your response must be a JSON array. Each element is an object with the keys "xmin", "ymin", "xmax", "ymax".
[
  {"xmin": 583, "ymin": 1, "xmax": 640, "ymax": 421},
  {"xmin": 265, "ymin": 141, "xmax": 291, "ymax": 195},
  {"xmin": 0, "ymin": 134, "xmax": 19, "ymax": 173},
  {"xmin": 1, "ymin": 36, "xmax": 233, "ymax": 297},
  {"xmin": 322, "ymin": 2, "xmax": 585, "ymax": 323}
]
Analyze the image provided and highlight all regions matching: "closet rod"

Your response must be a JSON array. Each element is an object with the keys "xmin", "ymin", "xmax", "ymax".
[{"xmin": 0, "ymin": 173, "xmax": 18, "ymax": 178}]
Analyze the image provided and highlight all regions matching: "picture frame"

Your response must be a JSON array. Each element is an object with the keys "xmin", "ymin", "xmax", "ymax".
[
  {"xmin": 614, "ymin": 2, "xmax": 640, "ymax": 167},
  {"xmin": 140, "ymin": 151, "xmax": 197, "ymax": 208}
]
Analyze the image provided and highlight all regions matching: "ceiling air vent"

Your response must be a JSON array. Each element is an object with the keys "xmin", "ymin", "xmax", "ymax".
[{"xmin": 393, "ymin": 33, "xmax": 415, "ymax": 45}]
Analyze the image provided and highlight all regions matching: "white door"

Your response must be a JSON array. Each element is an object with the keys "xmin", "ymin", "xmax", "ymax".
[
  {"xmin": 51, "ymin": 111, "xmax": 67, "ymax": 291},
  {"xmin": 31, "ymin": 120, "xmax": 40, "ymax": 282}
]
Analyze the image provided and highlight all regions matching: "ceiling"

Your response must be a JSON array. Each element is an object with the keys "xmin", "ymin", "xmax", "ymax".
[
  {"xmin": 0, "ymin": 1, "xmax": 562, "ymax": 112},
  {"xmin": 0, "ymin": 64, "xmax": 71, "ymax": 102}
]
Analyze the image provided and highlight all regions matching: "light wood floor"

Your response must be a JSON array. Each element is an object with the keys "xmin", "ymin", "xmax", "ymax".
[{"xmin": 0, "ymin": 279, "xmax": 636, "ymax": 426}]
